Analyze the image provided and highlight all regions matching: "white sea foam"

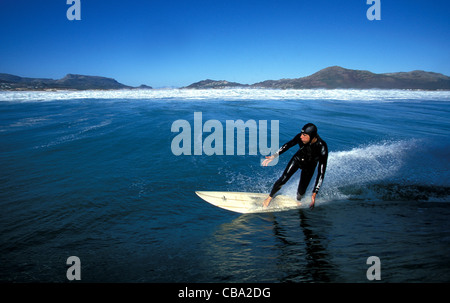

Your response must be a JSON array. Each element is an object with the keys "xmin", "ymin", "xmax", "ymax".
[
  {"xmin": 35, "ymin": 119, "xmax": 112, "ymax": 149},
  {"xmin": 280, "ymin": 139, "xmax": 419, "ymax": 202},
  {"xmin": 326, "ymin": 140, "xmax": 416, "ymax": 185},
  {"xmin": 1, "ymin": 88, "xmax": 449, "ymax": 102}
]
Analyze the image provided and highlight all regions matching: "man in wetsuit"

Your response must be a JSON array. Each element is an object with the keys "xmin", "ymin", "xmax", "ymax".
[{"xmin": 262, "ymin": 123, "xmax": 328, "ymax": 209}]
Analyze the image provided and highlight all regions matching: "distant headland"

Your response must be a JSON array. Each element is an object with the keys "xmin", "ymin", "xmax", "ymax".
[
  {"xmin": 0, "ymin": 73, "xmax": 151, "ymax": 91},
  {"xmin": 184, "ymin": 66, "xmax": 450, "ymax": 90},
  {"xmin": 1, "ymin": 66, "xmax": 450, "ymax": 91}
]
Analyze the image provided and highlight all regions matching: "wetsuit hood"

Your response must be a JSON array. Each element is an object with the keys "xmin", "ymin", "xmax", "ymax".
[{"xmin": 301, "ymin": 123, "xmax": 318, "ymax": 142}]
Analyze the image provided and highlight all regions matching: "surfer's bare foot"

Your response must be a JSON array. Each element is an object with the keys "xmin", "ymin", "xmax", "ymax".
[
  {"xmin": 263, "ymin": 196, "xmax": 272, "ymax": 208},
  {"xmin": 296, "ymin": 201, "xmax": 302, "ymax": 207}
]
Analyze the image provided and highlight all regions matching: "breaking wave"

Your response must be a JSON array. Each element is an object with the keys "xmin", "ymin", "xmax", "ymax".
[
  {"xmin": 323, "ymin": 140, "xmax": 450, "ymax": 203},
  {"xmin": 247, "ymin": 139, "xmax": 450, "ymax": 204},
  {"xmin": 1, "ymin": 88, "xmax": 450, "ymax": 102}
]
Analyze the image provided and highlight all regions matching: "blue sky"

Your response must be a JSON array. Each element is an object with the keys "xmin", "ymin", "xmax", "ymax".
[{"xmin": 0, "ymin": 0, "xmax": 449, "ymax": 87}]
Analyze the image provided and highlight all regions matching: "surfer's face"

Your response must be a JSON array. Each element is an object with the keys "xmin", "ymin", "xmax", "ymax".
[{"xmin": 300, "ymin": 133, "xmax": 310, "ymax": 144}]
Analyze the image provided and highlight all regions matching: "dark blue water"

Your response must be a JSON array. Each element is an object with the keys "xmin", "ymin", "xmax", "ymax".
[{"xmin": 1, "ymin": 90, "xmax": 449, "ymax": 282}]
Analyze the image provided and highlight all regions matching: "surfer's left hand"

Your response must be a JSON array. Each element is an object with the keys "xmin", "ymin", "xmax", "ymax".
[{"xmin": 309, "ymin": 193, "xmax": 316, "ymax": 209}]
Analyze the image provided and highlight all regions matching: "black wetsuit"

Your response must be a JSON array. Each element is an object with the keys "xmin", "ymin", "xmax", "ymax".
[{"xmin": 269, "ymin": 133, "xmax": 328, "ymax": 200}]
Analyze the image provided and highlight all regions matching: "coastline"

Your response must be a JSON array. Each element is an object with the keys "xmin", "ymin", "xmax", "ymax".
[{"xmin": 2, "ymin": 66, "xmax": 450, "ymax": 92}]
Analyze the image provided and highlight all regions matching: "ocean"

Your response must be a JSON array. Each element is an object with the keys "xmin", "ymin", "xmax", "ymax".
[{"xmin": 0, "ymin": 89, "xmax": 449, "ymax": 283}]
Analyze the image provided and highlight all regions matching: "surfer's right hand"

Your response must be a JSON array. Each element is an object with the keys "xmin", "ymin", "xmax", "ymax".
[{"xmin": 262, "ymin": 155, "xmax": 275, "ymax": 166}]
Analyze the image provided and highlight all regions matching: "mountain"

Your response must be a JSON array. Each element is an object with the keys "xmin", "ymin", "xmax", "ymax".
[
  {"xmin": 2, "ymin": 67, "xmax": 449, "ymax": 91},
  {"xmin": 183, "ymin": 79, "xmax": 248, "ymax": 89},
  {"xmin": 252, "ymin": 66, "xmax": 450, "ymax": 90},
  {"xmin": 0, "ymin": 73, "xmax": 136, "ymax": 90},
  {"xmin": 185, "ymin": 66, "xmax": 450, "ymax": 90},
  {"xmin": 54, "ymin": 74, "xmax": 132, "ymax": 90},
  {"xmin": 136, "ymin": 84, "xmax": 153, "ymax": 89}
]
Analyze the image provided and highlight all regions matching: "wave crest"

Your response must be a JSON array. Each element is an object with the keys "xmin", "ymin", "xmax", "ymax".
[{"xmin": 1, "ymin": 89, "xmax": 450, "ymax": 102}]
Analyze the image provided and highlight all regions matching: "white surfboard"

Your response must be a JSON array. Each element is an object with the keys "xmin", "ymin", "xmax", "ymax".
[{"xmin": 195, "ymin": 191, "xmax": 301, "ymax": 214}]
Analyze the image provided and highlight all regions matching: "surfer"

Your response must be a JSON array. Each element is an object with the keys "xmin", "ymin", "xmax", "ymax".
[{"xmin": 262, "ymin": 123, "xmax": 328, "ymax": 209}]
